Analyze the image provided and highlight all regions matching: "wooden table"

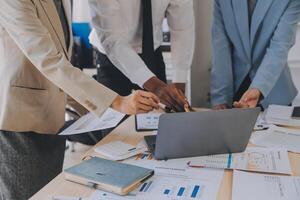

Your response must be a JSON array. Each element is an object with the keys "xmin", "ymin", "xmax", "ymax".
[{"xmin": 30, "ymin": 115, "xmax": 300, "ymax": 200}]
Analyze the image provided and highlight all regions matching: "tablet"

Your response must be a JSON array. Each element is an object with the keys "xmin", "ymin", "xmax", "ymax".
[{"xmin": 135, "ymin": 113, "xmax": 161, "ymax": 132}]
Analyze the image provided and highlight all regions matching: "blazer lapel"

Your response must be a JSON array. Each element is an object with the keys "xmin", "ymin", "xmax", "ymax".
[
  {"xmin": 250, "ymin": 0, "xmax": 273, "ymax": 45},
  {"xmin": 39, "ymin": 0, "xmax": 68, "ymax": 58},
  {"xmin": 232, "ymin": 0, "xmax": 251, "ymax": 60}
]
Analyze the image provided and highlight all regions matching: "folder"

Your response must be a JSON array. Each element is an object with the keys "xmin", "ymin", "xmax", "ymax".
[{"xmin": 64, "ymin": 157, "xmax": 154, "ymax": 195}]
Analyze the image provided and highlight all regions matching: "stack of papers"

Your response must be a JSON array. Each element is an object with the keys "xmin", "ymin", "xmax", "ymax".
[
  {"xmin": 187, "ymin": 147, "xmax": 292, "ymax": 174},
  {"xmin": 265, "ymin": 105, "xmax": 300, "ymax": 127},
  {"xmin": 251, "ymin": 125, "xmax": 300, "ymax": 153},
  {"xmin": 59, "ymin": 108, "xmax": 125, "ymax": 135},
  {"xmin": 232, "ymin": 170, "xmax": 300, "ymax": 200}
]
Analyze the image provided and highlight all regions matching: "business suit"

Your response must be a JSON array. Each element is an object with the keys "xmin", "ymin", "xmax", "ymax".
[
  {"xmin": 0, "ymin": 0, "xmax": 117, "ymax": 134},
  {"xmin": 0, "ymin": 0, "xmax": 117, "ymax": 199},
  {"xmin": 211, "ymin": 0, "xmax": 300, "ymax": 108}
]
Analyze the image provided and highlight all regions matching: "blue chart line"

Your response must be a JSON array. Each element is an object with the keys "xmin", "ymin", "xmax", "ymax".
[
  {"xmin": 191, "ymin": 185, "xmax": 200, "ymax": 198},
  {"xmin": 227, "ymin": 153, "xmax": 232, "ymax": 168},
  {"xmin": 139, "ymin": 181, "xmax": 153, "ymax": 193},
  {"xmin": 177, "ymin": 187, "xmax": 185, "ymax": 197},
  {"xmin": 139, "ymin": 183, "xmax": 147, "ymax": 192},
  {"xmin": 164, "ymin": 189, "xmax": 170, "ymax": 195}
]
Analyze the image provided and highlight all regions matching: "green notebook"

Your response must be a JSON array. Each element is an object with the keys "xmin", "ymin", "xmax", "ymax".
[{"xmin": 64, "ymin": 157, "xmax": 154, "ymax": 195}]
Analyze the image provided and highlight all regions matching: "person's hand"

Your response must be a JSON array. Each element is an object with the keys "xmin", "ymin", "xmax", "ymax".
[
  {"xmin": 143, "ymin": 77, "xmax": 187, "ymax": 112},
  {"xmin": 111, "ymin": 90, "xmax": 159, "ymax": 115},
  {"xmin": 213, "ymin": 104, "xmax": 228, "ymax": 110},
  {"xmin": 233, "ymin": 88, "xmax": 262, "ymax": 108}
]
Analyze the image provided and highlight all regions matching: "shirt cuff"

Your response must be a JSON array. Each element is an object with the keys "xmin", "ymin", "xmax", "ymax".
[
  {"xmin": 131, "ymin": 67, "xmax": 155, "ymax": 88},
  {"xmin": 173, "ymin": 69, "xmax": 189, "ymax": 83}
]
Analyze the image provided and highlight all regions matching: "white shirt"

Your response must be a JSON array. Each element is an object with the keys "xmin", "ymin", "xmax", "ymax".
[{"xmin": 88, "ymin": 0, "xmax": 195, "ymax": 87}]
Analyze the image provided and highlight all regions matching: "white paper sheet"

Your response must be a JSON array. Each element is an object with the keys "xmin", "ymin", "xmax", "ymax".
[
  {"xmin": 135, "ymin": 113, "xmax": 161, "ymax": 130},
  {"xmin": 187, "ymin": 147, "xmax": 291, "ymax": 174},
  {"xmin": 232, "ymin": 170, "xmax": 300, "ymax": 200},
  {"xmin": 88, "ymin": 165, "xmax": 224, "ymax": 200},
  {"xmin": 59, "ymin": 108, "xmax": 125, "ymax": 135},
  {"xmin": 265, "ymin": 105, "xmax": 300, "ymax": 127},
  {"xmin": 87, "ymin": 152, "xmax": 224, "ymax": 200},
  {"xmin": 94, "ymin": 141, "xmax": 147, "ymax": 161},
  {"xmin": 251, "ymin": 125, "xmax": 300, "ymax": 153}
]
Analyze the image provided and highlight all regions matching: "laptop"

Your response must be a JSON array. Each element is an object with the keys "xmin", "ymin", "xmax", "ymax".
[{"xmin": 144, "ymin": 108, "xmax": 260, "ymax": 160}]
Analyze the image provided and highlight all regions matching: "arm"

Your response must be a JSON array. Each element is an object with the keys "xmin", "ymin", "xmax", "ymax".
[
  {"xmin": 166, "ymin": 0, "xmax": 195, "ymax": 90},
  {"xmin": 0, "ymin": 0, "xmax": 158, "ymax": 116},
  {"xmin": 250, "ymin": 0, "xmax": 300, "ymax": 98},
  {"xmin": 89, "ymin": 0, "xmax": 188, "ymax": 112},
  {"xmin": 210, "ymin": 0, "xmax": 234, "ymax": 108},
  {"xmin": 88, "ymin": 0, "xmax": 155, "ymax": 88}
]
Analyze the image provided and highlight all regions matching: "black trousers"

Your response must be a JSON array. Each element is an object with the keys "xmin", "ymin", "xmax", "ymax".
[{"xmin": 96, "ymin": 47, "xmax": 167, "ymax": 96}]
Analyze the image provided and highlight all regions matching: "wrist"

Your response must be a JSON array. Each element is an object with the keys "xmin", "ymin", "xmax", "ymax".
[
  {"xmin": 143, "ymin": 76, "xmax": 166, "ymax": 93},
  {"xmin": 111, "ymin": 95, "xmax": 122, "ymax": 111}
]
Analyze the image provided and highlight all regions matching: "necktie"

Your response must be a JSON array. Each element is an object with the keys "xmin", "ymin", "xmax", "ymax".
[{"xmin": 142, "ymin": 0, "xmax": 156, "ymax": 67}]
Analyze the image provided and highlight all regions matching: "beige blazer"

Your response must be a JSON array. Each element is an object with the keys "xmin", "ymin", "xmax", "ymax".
[{"xmin": 0, "ymin": 0, "xmax": 118, "ymax": 134}]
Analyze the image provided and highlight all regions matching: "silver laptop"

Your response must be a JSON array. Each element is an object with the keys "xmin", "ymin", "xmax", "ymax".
[{"xmin": 144, "ymin": 108, "xmax": 260, "ymax": 160}]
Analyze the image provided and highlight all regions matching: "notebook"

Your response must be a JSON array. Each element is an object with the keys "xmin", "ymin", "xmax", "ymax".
[{"xmin": 64, "ymin": 157, "xmax": 154, "ymax": 195}]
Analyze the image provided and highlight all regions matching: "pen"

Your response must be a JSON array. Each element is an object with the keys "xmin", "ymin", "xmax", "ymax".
[
  {"xmin": 128, "ymin": 147, "xmax": 137, "ymax": 151},
  {"xmin": 52, "ymin": 196, "xmax": 82, "ymax": 200}
]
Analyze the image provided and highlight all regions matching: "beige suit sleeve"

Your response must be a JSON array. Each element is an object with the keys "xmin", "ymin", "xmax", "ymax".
[{"xmin": 0, "ymin": 0, "xmax": 118, "ymax": 116}]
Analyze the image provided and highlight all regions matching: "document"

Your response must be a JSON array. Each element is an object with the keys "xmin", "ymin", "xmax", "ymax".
[
  {"xmin": 135, "ymin": 113, "xmax": 161, "ymax": 131},
  {"xmin": 59, "ymin": 108, "xmax": 125, "ymax": 135},
  {"xmin": 88, "ymin": 166, "xmax": 224, "ymax": 200},
  {"xmin": 232, "ymin": 170, "xmax": 300, "ymax": 200},
  {"xmin": 94, "ymin": 141, "xmax": 147, "ymax": 161},
  {"xmin": 251, "ymin": 125, "xmax": 300, "ymax": 153},
  {"xmin": 87, "ymin": 152, "xmax": 224, "ymax": 200},
  {"xmin": 187, "ymin": 147, "xmax": 292, "ymax": 174},
  {"xmin": 265, "ymin": 105, "xmax": 300, "ymax": 127}
]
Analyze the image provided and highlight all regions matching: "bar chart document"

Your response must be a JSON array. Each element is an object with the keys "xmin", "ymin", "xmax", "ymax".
[
  {"xmin": 88, "ymin": 157, "xmax": 224, "ymax": 200},
  {"xmin": 232, "ymin": 170, "xmax": 300, "ymax": 200},
  {"xmin": 135, "ymin": 113, "xmax": 161, "ymax": 131},
  {"xmin": 251, "ymin": 125, "xmax": 300, "ymax": 153},
  {"xmin": 59, "ymin": 108, "xmax": 125, "ymax": 135},
  {"xmin": 187, "ymin": 147, "xmax": 291, "ymax": 174}
]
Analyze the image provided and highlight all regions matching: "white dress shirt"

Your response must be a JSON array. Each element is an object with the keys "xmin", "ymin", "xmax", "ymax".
[{"xmin": 88, "ymin": 0, "xmax": 195, "ymax": 87}]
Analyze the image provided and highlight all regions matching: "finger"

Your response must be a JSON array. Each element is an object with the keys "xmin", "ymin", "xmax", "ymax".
[
  {"xmin": 174, "ymin": 88, "xmax": 187, "ymax": 105},
  {"xmin": 139, "ymin": 91, "xmax": 160, "ymax": 103},
  {"xmin": 138, "ymin": 97, "xmax": 159, "ymax": 109},
  {"xmin": 166, "ymin": 89, "xmax": 185, "ymax": 112},
  {"xmin": 233, "ymin": 101, "xmax": 248, "ymax": 108},
  {"xmin": 137, "ymin": 103, "xmax": 154, "ymax": 112},
  {"xmin": 160, "ymin": 94, "xmax": 179, "ymax": 112}
]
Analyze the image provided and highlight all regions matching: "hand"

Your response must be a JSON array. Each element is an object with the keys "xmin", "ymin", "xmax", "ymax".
[
  {"xmin": 233, "ymin": 88, "xmax": 262, "ymax": 108},
  {"xmin": 173, "ymin": 83, "xmax": 186, "ymax": 94},
  {"xmin": 111, "ymin": 90, "xmax": 159, "ymax": 115},
  {"xmin": 213, "ymin": 104, "xmax": 228, "ymax": 110},
  {"xmin": 143, "ymin": 77, "xmax": 187, "ymax": 112}
]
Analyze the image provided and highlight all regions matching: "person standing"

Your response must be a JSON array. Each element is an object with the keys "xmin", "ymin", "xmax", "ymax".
[
  {"xmin": 0, "ymin": 0, "xmax": 159, "ymax": 199},
  {"xmin": 88, "ymin": 0, "xmax": 195, "ymax": 112},
  {"xmin": 211, "ymin": 0, "xmax": 300, "ymax": 109}
]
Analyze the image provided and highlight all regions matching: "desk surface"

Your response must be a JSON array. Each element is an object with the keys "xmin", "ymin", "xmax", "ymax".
[{"xmin": 30, "ymin": 115, "xmax": 300, "ymax": 200}]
